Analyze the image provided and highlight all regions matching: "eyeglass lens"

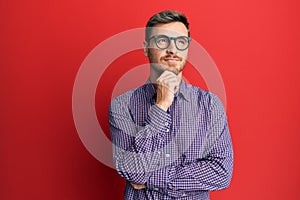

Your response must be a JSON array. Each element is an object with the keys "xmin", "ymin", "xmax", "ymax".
[{"xmin": 154, "ymin": 35, "xmax": 190, "ymax": 50}]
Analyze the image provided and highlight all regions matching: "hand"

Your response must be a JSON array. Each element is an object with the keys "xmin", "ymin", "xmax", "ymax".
[
  {"xmin": 130, "ymin": 182, "xmax": 146, "ymax": 190},
  {"xmin": 155, "ymin": 71, "xmax": 180, "ymax": 111}
]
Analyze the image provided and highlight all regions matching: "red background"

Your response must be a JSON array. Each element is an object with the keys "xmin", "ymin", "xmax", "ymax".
[{"xmin": 1, "ymin": 0, "xmax": 300, "ymax": 199}]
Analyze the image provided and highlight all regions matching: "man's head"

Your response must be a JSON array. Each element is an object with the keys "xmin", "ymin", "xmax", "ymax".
[{"xmin": 144, "ymin": 10, "xmax": 191, "ymax": 78}]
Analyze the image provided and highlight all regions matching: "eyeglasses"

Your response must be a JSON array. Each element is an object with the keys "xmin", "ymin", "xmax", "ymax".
[{"xmin": 148, "ymin": 35, "xmax": 192, "ymax": 51}]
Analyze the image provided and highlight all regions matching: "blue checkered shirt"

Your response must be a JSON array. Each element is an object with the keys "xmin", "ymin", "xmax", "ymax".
[{"xmin": 109, "ymin": 80, "xmax": 233, "ymax": 199}]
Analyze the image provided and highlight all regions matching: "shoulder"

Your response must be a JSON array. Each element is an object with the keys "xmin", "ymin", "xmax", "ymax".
[
  {"xmin": 183, "ymin": 82, "xmax": 224, "ymax": 111},
  {"xmin": 109, "ymin": 89, "xmax": 135, "ymax": 111},
  {"xmin": 109, "ymin": 84, "xmax": 149, "ymax": 111}
]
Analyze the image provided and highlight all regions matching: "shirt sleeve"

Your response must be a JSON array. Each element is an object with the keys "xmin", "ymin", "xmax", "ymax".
[
  {"xmin": 146, "ymin": 93, "xmax": 234, "ymax": 196},
  {"xmin": 109, "ymin": 97, "xmax": 172, "ymax": 185}
]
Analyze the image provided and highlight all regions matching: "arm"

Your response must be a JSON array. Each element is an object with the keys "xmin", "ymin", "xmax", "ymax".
[
  {"xmin": 109, "ymin": 97, "xmax": 172, "ymax": 185},
  {"xmin": 146, "ymin": 93, "xmax": 234, "ymax": 195},
  {"xmin": 109, "ymin": 71, "xmax": 179, "ymax": 186}
]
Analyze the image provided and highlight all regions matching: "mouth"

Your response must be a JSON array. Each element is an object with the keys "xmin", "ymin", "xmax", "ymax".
[{"xmin": 163, "ymin": 57, "xmax": 180, "ymax": 63}]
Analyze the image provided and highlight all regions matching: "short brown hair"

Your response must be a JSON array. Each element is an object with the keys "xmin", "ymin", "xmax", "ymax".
[{"xmin": 145, "ymin": 10, "xmax": 190, "ymax": 41}]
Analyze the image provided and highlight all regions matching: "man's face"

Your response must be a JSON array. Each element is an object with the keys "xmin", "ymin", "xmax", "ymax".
[{"xmin": 144, "ymin": 22, "xmax": 189, "ymax": 75}]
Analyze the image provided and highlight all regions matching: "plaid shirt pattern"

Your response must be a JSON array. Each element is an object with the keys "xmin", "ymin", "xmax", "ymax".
[{"xmin": 109, "ymin": 80, "xmax": 233, "ymax": 199}]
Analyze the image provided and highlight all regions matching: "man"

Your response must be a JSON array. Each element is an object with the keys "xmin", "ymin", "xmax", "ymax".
[{"xmin": 109, "ymin": 10, "xmax": 233, "ymax": 199}]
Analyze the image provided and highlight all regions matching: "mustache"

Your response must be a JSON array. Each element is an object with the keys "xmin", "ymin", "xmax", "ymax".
[{"xmin": 161, "ymin": 55, "xmax": 182, "ymax": 60}]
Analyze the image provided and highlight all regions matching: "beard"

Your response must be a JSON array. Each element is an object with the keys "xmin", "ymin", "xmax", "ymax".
[
  {"xmin": 148, "ymin": 53, "xmax": 186, "ymax": 76},
  {"xmin": 150, "ymin": 63, "xmax": 184, "ymax": 76}
]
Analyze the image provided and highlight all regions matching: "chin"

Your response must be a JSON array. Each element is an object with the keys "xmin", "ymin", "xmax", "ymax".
[
  {"xmin": 152, "ymin": 63, "xmax": 183, "ymax": 75},
  {"xmin": 167, "ymin": 68, "xmax": 181, "ymax": 75},
  {"xmin": 169, "ymin": 64, "xmax": 184, "ymax": 73},
  {"xmin": 163, "ymin": 63, "xmax": 181, "ymax": 71}
]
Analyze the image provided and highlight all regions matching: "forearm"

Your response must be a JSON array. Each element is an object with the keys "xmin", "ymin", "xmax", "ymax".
[
  {"xmin": 113, "ymin": 145, "xmax": 160, "ymax": 184},
  {"xmin": 169, "ymin": 150, "xmax": 233, "ymax": 191},
  {"xmin": 147, "ymin": 124, "xmax": 233, "ymax": 194},
  {"xmin": 112, "ymin": 129, "xmax": 165, "ymax": 184},
  {"xmin": 110, "ymin": 104, "xmax": 172, "ymax": 184}
]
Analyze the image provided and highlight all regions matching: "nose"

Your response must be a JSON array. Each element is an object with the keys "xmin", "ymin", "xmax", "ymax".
[{"xmin": 166, "ymin": 39, "xmax": 177, "ymax": 54}]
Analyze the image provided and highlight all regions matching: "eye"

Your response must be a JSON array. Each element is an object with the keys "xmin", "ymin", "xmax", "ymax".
[
  {"xmin": 177, "ymin": 38, "xmax": 188, "ymax": 46},
  {"xmin": 157, "ymin": 38, "xmax": 168, "ymax": 44}
]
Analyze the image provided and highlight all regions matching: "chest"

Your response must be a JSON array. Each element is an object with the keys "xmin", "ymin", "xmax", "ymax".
[{"xmin": 129, "ymin": 98, "xmax": 210, "ymax": 160}]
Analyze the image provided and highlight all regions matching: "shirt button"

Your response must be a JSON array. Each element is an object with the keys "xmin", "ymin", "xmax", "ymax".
[
  {"xmin": 164, "ymin": 121, "xmax": 169, "ymax": 126},
  {"xmin": 157, "ymin": 151, "xmax": 161, "ymax": 155},
  {"xmin": 166, "ymin": 128, "xmax": 169, "ymax": 132},
  {"xmin": 165, "ymin": 153, "xmax": 170, "ymax": 158},
  {"xmin": 154, "ymin": 187, "xmax": 159, "ymax": 191}
]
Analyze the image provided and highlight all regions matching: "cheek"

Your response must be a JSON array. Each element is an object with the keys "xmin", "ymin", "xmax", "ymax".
[
  {"xmin": 148, "ymin": 49, "xmax": 163, "ymax": 60},
  {"xmin": 179, "ymin": 51, "xmax": 188, "ymax": 60}
]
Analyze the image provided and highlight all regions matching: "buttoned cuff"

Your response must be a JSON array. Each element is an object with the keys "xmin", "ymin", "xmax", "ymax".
[
  {"xmin": 146, "ymin": 166, "xmax": 169, "ymax": 194},
  {"xmin": 146, "ymin": 105, "xmax": 172, "ymax": 134}
]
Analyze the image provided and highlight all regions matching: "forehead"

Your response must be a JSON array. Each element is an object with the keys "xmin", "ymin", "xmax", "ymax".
[{"xmin": 150, "ymin": 22, "xmax": 188, "ymax": 37}]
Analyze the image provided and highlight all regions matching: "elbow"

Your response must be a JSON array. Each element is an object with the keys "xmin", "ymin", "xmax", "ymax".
[
  {"xmin": 221, "ymin": 171, "xmax": 233, "ymax": 189},
  {"xmin": 212, "ymin": 169, "xmax": 232, "ymax": 191},
  {"xmin": 118, "ymin": 170, "xmax": 148, "ymax": 185},
  {"xmin": 115, "ymin": 163, "xmax": 148, "ymax": 185},
  {"xmin": 213, "ymin": 158, "xmax": 233, "ymax": 190},
  {"xmin": 219, "ymin": 161, "xmax": 233, "ymax": 190},
  {"xmin": 221, "ymin": 151, "xmax": 234, "ymax": 189}
]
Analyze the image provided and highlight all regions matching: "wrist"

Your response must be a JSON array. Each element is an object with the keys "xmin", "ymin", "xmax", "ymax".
[{"xmin": 155, "ymin": 102, "xmax": 169, "ymax": 112}]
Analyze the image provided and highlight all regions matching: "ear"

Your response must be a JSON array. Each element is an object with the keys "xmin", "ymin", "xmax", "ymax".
[{"xmin": 143, "ymin": 40, "xmax": 148, "ymax": 57}]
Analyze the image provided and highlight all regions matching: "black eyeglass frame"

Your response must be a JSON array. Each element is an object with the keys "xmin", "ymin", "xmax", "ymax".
[{"xmin": 147, "ymin": 34, "xmax": 192, "ymax": 51}]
